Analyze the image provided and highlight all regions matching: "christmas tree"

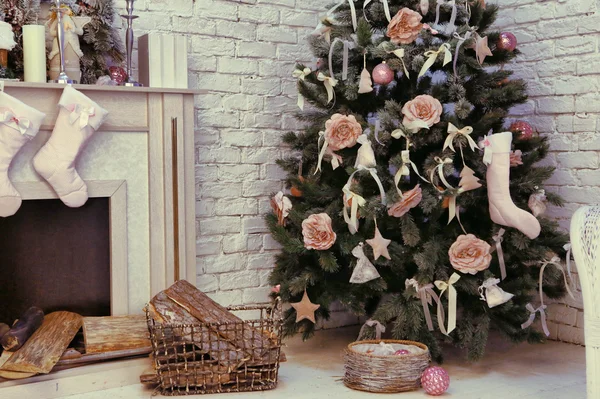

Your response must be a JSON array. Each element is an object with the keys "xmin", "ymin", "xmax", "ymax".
[{"xmin": 268, "ymin": 0, "xmax": 571, "ymax": 361}]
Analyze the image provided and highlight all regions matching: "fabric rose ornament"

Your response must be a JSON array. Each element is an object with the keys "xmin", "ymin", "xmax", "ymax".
[
  {"xmin": 509, "ymin": 150, "xmax": 523, "ymax": 167},
  {"xmin": 386, "ymin": 8, "xmax": 423, "ymax": 45},
  {"xmin": 302, "ymin": 213, "xmax": 337, "ymax": 250},
  {"xmin": 402, "ymin": 94, "xmax": 443, "ymax": 132},
  {"xmin": 448, "ymin": 234, "xmax": 492, "ymax": 275},
  {"xmin": 388, "ymin": 184, "xmax": 423, "ymax": 217},
  {"xmin": 325, "ymin": 113, "xmax": 362, "ymax": 151}
]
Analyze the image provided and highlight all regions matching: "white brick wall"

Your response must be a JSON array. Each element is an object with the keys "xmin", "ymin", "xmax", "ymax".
[
  {"xmin": 115, "ymin": 0, "xmax": 596, "ymax": 339},
  {"xmin": 496, "ymin": 0, "xmax": 599, "ymax": 345}
]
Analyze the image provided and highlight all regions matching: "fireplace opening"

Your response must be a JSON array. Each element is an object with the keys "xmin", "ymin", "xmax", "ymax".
[{"xmin": 0, "ymin": 198, "xmax": 111, "ymax": 324}]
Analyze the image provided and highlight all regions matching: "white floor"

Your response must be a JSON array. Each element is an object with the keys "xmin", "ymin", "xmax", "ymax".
[{"xmin": 43, "ymin": 326, "xmax": 590, "ymax": 398}]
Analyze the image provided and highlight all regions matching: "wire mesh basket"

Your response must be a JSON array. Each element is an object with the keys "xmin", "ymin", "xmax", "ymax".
[{"xmin": 146, "ymin": 299, "xmax": 283, "ymax": 396}]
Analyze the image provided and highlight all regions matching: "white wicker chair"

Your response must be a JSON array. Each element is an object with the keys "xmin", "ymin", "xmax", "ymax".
[{"xmin": 570, "ymin": 206, "xmax": 600, "ymax": 398}]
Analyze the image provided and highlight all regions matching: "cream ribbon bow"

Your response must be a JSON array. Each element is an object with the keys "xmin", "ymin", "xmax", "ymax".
[
  {"xmin": 315, "ymin": 131, "xmax": 342, "ymax": 173},
  {"xmin": 388, "ymin": 48, "xmax": 410, "ymax": 78},
  {"xmin": 0, "ymin": 110, "xmax": 31, "ymax": 135},
  {"xmin": 406, "ymin": 278, "xmax": 443, "ymax": 332},
  {"xmin": 435, "ymin": 273, "xmax": 460, "ymax": 335},
  {"xmin": 444, "ymin": 123, "xmax": 477, "ymax": 152},
  {"xmin": 392, "ymin": 149, "xmax": 430, "ymax": 197},
  {"xmin": 430, "ymin": 156, "xmax": 454, "ymax": 189},
  {"xmin": 292, "ymin": 67, "xmax": 312, "ymax": 110},
  {"xmin": 492, "ymin": 229, "xmax": 507, "ymax": 280},
  {"xmin": 363, "ymin": 0, "xmax": 392, "ymax": 22},
  {"xmin": 342, "ymin": 184, "xmax": 365, "ymax": 235},
  {"xmin": 67, "ymin": 104, "xmax": 96, "ymax": 129},
  {"xmin": 521, "ymin": 303, "xmax": 549, "ymax": 336},
  {"xmin": 418, "ymin": 43, "xmax": 452, "ymax": 78},
  {"xmin": 317, "ymin": 72, "xmax": 338, "ymax": 104}
]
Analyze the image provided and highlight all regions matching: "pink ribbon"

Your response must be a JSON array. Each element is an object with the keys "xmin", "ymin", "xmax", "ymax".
[
  {"xmin": 492, "ymin": 229, "xmax": 507, "ymax": 280},
  {"xmin": 521, "ymin": 303, "xmax": 549, "ymax": 336},
  {"xmin": 406, "ymin": 278, "xmax": 443, "ymax": 333},
  {"xmin": 67, "ymin": 104, "xmax": 96, "ymax": 129}
]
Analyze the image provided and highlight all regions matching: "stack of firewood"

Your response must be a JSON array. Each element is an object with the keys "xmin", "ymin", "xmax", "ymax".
[
  {"xmin": 0, "ymin": 308, "xmax": 152, "ymax": 381},
  {"xmin": 142, "ymin": 280, "xmax": 284, "ymax": 389}
]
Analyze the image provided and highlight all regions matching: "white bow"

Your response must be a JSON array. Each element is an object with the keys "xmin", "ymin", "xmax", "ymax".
[
  {"xmin": 444, "ymin": 123, "xmax": 477, "ymax": 152},
  {"xmin": 67, "ymin": 104, "xmax": 96, "ymax": 128},
  {"xmin": 522, "ymin": 303, "xmax": 549, "ymax": 336},
  {"xmin": 0, "ymin": 110, "xmax": 31, "ymax": 135}
]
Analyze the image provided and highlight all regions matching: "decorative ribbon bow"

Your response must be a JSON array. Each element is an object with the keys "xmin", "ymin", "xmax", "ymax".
[
  {"xmin": 392, "ymin": 149, "xmax": 430, "ymax": 196},
  {"xmin": 430, "ymin": 157, "xmax": 454, "ymax": 189},
  {"xmin": 419, "ymin": 43, "xmax": 452, "ymax": 78},
  {"xmin": 363, "ymin": 0, "xmax": 392, "ymax": 22},
  {"xmin": 406, "ymin": 278, "xmax": 443, "ymax": 332},
  {"xmin": 478, "ymin": 277, "xmax": 501, "ymax": 301},
  {"xmin": 539, "ymin": 256, "xmax": 575, "ymax": 302},
  {"xmin": 313, "ymin": 16, "xmax": 333, "ymax": 44},
  {"xmin": 0, "ymin": 110, "xmax": 31, "ymax": 135},
  {"xmin": 434, "ymin": 0, "xmax": 457, "ymax": 30},
  {"xmin": 315, "ymin": 131, "xmax": 343, "ymax": 173},
  {"xmin": 358, "ymin": 319, "xmax": 386, "ymax": 340},
  {"xmin": 292, "ymin": 67, "xmax": 312, "ymax": 110},
  {"xmin": 388, "ymin": 48, "xmax": 410, "ymax": 78},
  {"xmin": 521, "ymin": 303, "xmax": 549, "ymax": 336},
  {"xmin": 342, "ymin": 184, "xmax": 366, "ymax": 235},
  {"xmin": 434, "ymin": 273, "xmax": 460, "ymax": 335},
  {"xmin": 347, "ymin": 165, "xmax": 387, "ymax": 204},
  {"xmin": 444, "ymin": 123, "xmax": 477, "ymax": 152},
  {"xmin": 67, "ymin": 104, "xmax": 95, "ymax": 129},
  {"xmin": 492, "ymin": 228, "xmax": 507, "ymax": 280},
  {"xmin": 317, "ymin": 72, "xmax": 338, "ymax": 105},
  {"xmin": 453, "ymin": 31, "xmax": 473, "ymax": 78}
]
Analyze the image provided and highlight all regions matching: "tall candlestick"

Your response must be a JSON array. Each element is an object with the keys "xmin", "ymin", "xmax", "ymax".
[
  {"xmin": 121, "ymin": 0, "xmax": 141, "ymax": 86},
  {"xmin": 51, "ymin": 0, "xmax": 75, "ymax": 84},
  {"xmin": 22, "ymin": 25, "xmax": 46, "ymax": 83}
]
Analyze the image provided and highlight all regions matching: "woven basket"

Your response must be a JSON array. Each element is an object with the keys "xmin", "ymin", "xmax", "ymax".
[{"xmin": 343, "ymin": 338, "xmax": 430, "ymax": 393}]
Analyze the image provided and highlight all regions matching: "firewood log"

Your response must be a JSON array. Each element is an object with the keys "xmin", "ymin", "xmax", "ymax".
[
  {"xmin": 1, "ymin": 307, "xmax": 44, "ymax": 351},
  {"xmin": 0, "ymin": 323, "xmax": 9, "ymax": 342}
]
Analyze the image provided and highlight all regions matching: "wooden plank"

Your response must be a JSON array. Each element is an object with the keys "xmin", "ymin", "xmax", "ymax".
[
  {"xmin": 163, "ymin": 280, "xmax": 271, "ymax": 361},
  {"xmin": 183, "ymin": 95, "xmax": 196, "ymax": 286},
  {"xmin": 148, "ymin": 292, "xmax": 243, "ymax": 365},
  {"xmin": 1, "ymin": 307, "xmax": 44, "ymax": 351},
  {"xmin": 3, "ymin": 80, "xmax": 203, "ymax": 94},
  {"xmin": 82, "ymin": 315, "xmax": 150, "ymax": 354},
  {"xmin": 1, "ymin": 312, "xmax": 82, "ymax": 374},
  {"xmin": 0, "ymin": 351, "xmax": 35, "ymax": 380},
  {"xmin": 108, "ymin": 181, "xmax": 129, "ymax": 315},
  {"xmin": 55, "ymin": 347, "xmax": 151, "ymax": 367}
]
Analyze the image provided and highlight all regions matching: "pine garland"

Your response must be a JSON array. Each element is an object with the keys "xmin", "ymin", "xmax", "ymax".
[{"xmin": 268, "ymin": 0, "xmax": 569, "ymax": 361}]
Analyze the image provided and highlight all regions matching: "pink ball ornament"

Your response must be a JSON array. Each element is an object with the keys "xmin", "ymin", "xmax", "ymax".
[
  {"xmin": 510, "ymin": 120, "xmax": 535, "ymax": 141},
  {"xmin": 421, "ymin": 366, "xmax": 450, "ymax": 396},
  {"xmin": 108, "ymin": 66, "xmax": 127, "ymax": 85},
  {"xmin": 316, "ymin": 58, "xmax": 326, "ymax": 69},
  {"xmin": 498, "ymin": 32, "xmax": 517, "ymax": 52},
  {"xmin": 394, "ymin": 349, "xmax": 410, "ymax": 355},
  {"xmin": 372, "ymin": 62, "xmax": 395, "ymax": 85}
]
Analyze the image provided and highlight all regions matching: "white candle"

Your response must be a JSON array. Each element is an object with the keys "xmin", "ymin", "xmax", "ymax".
[{"xmin": 23, "ymin": 25, "xmax": 47, "ymax": 83}]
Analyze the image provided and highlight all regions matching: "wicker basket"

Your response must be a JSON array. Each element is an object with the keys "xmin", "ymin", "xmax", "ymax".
[
  {"xmin": 146, "ymin": 299, "xmax": 283, "ymax": 396},
  {"xmin": 344, "ymin": 337, "xmax": 430, "ymax": 393}
]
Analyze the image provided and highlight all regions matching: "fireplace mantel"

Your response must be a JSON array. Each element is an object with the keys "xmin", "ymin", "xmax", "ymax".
[{"xmin": 3, "ymin": 82, "xmax": 201, "ymax": 315}]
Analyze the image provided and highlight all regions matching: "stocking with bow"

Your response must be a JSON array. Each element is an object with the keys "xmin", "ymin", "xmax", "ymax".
[{"xmin": 33, "ymin": 86, "xmax": 108, "ymax": 208}]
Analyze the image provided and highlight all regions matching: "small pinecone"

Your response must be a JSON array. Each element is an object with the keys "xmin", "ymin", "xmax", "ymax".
[
  {"xmin": 411, "ymin": 55, "xmax": 425, "ymax": 73},
  {"xmin": 455, "ymin": 99, "xmax": 474, "ymax": 120},
  {"xmin": 448, "ymin": 83, "xmax": 466, "ymax": 101}
]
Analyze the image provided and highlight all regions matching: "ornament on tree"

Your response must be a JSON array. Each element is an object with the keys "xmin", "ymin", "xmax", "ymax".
[
  {"xmin": 469, "ymin": 33, "xmax": 493, "ymax": 65},
  {"xmin": 271, "ymin": 284, "xmax": 281, "ymax": 294},
  {"xmin": 386, "ymin": 8, "xmax": 423, "ymax": 45},
  {"xmin": 444, "ymin": 123, "xmax": 477, "ymax": 153},
  {"xmin": 350, "ymin": 242, "xmax": 381, "ymax": 284},
  {"xmin": 372, "ymin": 61, "xmax": 394, "ymax": 85},
  {"xmin": 362, "ymin": 0, "xmax": 392, "ymax": 23},
  {"xmin": 366, "ymin": 220, "xmax": 391, "ymax": 260},
  {"xmin": 271, "ymin": 191, "xmax": 292, "ymax": 226},
  {"xmin": 420, "ymin": 0, "xmax": 429, "ymax": 15},
  {"xmin": 316, "ymin": 114, "xmax": 361, "ymax": 173},
  {"xmin": 358, "ymin": 55, "xmax": 373, "ymax": 94},
  {"xmin": 47, "ymin": 5, "xmax": 92, "ymax": 83},
  {"xmin": 497, "ymin": 32, "xmax": 517, "ymax": 52},
  {"xmin": 108, "ymin": 66, "xmax": 127, "ymax": 85},
  {"xmin": 509, "ymin": 120, "xmax": 535, "ymax": 140},
  {"xmin": 421, "ymin": 366, "xmax": 450, "ymax": 396},
  {"xmin": 402, "ymin": 95, "xmax": 443, "ymax": 133},
  {"xmin": 449, "ymin": 234, "xmax": 492, "ymax": 275},
  {"xmin": 292, "ymin": 67, "xmax": 312, "ymax": 110},
  {"xmin": 343, "ymin": 167, "xmax": 387, "ymax": 234},
  {"xmin": 33, "ymin": 86, "xmax": 109, "ymax": 208},
  {"xmin": 509, "ymin": 150, "xmax": 523, "ymax": 167},
  {"xmin": 316, "ymin": 57, "xmax": 325, "ymax": 69},
  {"xmin": 434, "ymin": 273, "xmax": 460, "ymax": 335},
  {"xmin": 528, "ymin": 189, "xmax": 547, "ymax": 217},
  {"xmin": 482, "ymin": 132, "xmax": 541, "ymax": 239},
  {"xmin": 418, "ymin": 43, "xmax": 452, "ymax": 78},
  {"xmin": 478, "ymin": 278, "xmax": 514, "ymax": 308},
  {"xmin": 395, "ymin": 349, "xmax": 410, "ymax": 355},
  {"xmin": 388, "ymin": 184, "xmax": 423, "ymax": 217},
  {"xmin": 458, "ymin": 165, "xmax": 482, "ymax": 192},
  {"xmin": 355, "ymin": 134, "xmax": 376, "ymax": 169},
  {"xmin": 291, "ymin": 289, "xmax": 320, "ymax": 323},
  {"xmin": 301, "ymin": 213, "xmax": 336, "ymax": 250}
]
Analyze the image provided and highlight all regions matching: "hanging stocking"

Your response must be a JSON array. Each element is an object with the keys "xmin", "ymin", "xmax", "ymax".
[
  {"xmin": 0, "ymin": 92, "xmax": 46, "ymax": 217},
  {"xmin": 33, "ymin": 86, "xmax": 109, "ymax": 208},
  {"xmin": 482, "ymin": 132, "xmax": 541, "ymax": 239}
]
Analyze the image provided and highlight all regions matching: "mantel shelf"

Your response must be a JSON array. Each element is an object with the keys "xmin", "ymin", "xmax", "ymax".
[{"xmin": 2, "ymin": 81, "xmax": 205, "ymax": 95}]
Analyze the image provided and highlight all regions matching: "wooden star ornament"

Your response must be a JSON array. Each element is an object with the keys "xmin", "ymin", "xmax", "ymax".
[
  {"xmin": 291, "ymin": 290, "xmax": 320, "ymax": 323},
  {"xmin": 366, "ymin": 224, "xmax": 391, "ymax": 260},
  {"xmin": 470, "ymin": 34, "xmax": 493, "ymax": 65}
]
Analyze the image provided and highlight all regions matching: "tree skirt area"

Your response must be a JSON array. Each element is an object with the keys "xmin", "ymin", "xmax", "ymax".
[{"xmin": 44, "ymin": 326, "xmax": 585, "ymax": 399}]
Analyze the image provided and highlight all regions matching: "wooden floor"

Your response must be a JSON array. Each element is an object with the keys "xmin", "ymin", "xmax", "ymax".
[{"xmin": 4, "ymin": 326, "xmax": 588, "ymax": 399}]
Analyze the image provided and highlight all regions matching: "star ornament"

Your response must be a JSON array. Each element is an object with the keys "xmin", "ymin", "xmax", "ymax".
[
  {"xmin": 291, "ymin": 290, "xmax": 320, "ymax": 323},
  {"xmin": 366, "ymin": 225, "xmax": 391, "ymax": 260},
  {"xmin": 470, "ymin": 34, "xmax": 493, "ymax": 65}
]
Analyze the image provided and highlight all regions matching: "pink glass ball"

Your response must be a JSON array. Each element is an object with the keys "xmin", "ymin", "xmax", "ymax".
[
  {"xmin": 421, "ymin": 366, "xmax": 450, "ymax": 396},
  {"xmin": 498, "ymin": 32, "xmax": 517, "ymax": 52},
  {"xmin": 372, "ymin": 62, "xmax": 395, "ymax": 85},
  {"xmin": 510, "ymin": 120, "xmax": 535, "ymax": 140},
  {"xmin": 109, "ymin": 66, "xmax": 127, "ymax": 85},
  {"xmin": 395, "ymin": 349, "xmax": 410, "ymax": 355},
  {"xmin": 316, "ymin": 58, "xmax": 326, "ymax": 69}
]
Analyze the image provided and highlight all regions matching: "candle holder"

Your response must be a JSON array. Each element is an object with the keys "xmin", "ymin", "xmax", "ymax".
[
  {"xmin": 120, "ymin": 0, "xmax": 142, "ymax": 87},
  {"xmin": 50, "ymin": 0, "xmax": 76, "ymax": 84}
]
